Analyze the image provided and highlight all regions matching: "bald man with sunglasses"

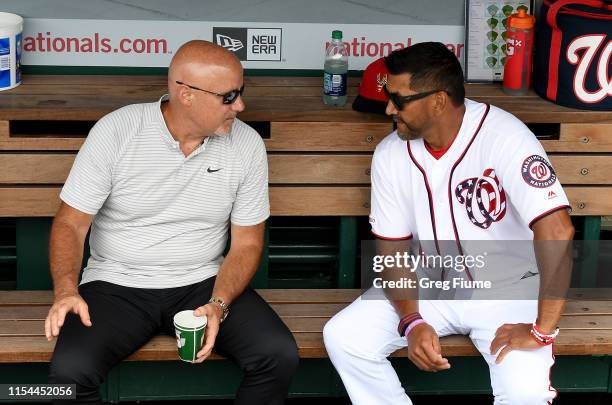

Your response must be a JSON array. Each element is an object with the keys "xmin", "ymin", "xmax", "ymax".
[{"xmin": 46, "ymin": 40, "xmax": 298, "ymax": 405}]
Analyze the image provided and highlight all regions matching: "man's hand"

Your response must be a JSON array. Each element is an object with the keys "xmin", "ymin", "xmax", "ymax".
[
  {"xmin": 44, "ymin": 293, "xmax": 92, "ymax": 341},
  {"xmin": 192, "ymin": 303, "xmax": 224, "ymax": 363},
  {"xmin": 407, "ymin": 323, "xmax": 451, "ymax": 372},
  {"xmin": 490, "ymin": 323, "xmax": 541, "ymax": 364}
]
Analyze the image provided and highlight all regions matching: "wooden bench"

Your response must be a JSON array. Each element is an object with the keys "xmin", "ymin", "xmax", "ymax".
[
  {"xmin": 0, "ymin": 75, "xmax": 611, "ymax": 400},
  {"xmin": 1, "ymin": 289, "xmax": 612, "ymax": 361},
  {"xmin": 0, "ymin": 289, "xmax": 611, "ymax": 400}
]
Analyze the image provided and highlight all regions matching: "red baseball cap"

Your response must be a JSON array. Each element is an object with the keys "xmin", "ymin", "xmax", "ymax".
[{"xmin": 352, "ymin": 57, "xmax": 390, "ymax": 115}]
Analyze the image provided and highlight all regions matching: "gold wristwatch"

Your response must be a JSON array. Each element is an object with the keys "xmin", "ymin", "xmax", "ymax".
[{"xmin": 208, "ymin": 297, "xmax": 229, "ymax": 322}]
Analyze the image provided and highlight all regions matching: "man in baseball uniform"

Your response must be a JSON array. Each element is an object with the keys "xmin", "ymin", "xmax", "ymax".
[{"xmin": 324, "ymin": 42, "xmax": 574, "ymax": 404}]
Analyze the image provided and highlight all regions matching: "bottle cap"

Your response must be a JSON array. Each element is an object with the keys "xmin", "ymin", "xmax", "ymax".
[
  {"xmin": 332, "ymin": 30, "xmax": 343, "ymax": 40},
  {"xmin": 508, "ymin": 9, "xmax": 535, "ymax": 29}
]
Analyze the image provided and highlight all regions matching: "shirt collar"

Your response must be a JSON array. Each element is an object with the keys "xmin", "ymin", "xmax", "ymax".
[
  {"xmin": 156, "ymin": 94, "xmax": 181, "ymax": 151},
  {"xmin": 156, "ymin": 94, "xmax": 210, "ymax": 158}
]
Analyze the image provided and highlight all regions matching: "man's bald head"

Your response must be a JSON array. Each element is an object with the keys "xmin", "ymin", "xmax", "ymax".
[
  {"xmin": 163, "ymin": 40, "xmax": 245, "ymax": 139},
  {"xmin": 168, "ymin": 40, "xmax": 242, "ymax": 87}
]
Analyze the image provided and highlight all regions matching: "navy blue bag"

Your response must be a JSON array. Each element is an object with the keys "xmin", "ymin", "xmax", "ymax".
[{"xmin": 534, "ymin": 0, "xmax": 612, "ymax": 110}]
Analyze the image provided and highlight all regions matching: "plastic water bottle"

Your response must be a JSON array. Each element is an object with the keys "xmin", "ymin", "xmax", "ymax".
[
  {"xmin": 502, "ymin": 9, "xmax": 535, "ymax": 95},
  {"xmin": 323, "ymin": 30, "xmax": 348, "ymax": 106}
]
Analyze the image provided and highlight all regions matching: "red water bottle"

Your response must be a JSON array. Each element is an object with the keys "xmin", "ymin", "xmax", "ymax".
[{"xmin": 502, "ymin": 9, "xmax": 536, "ymax": 95}]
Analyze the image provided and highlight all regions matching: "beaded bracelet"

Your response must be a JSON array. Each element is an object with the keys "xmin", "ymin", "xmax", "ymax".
[{"xmin": 530, "ymin": 323, "xmax": 559, "ymax": 346}]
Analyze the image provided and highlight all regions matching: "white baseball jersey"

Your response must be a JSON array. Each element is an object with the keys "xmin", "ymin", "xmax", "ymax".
[{"xmin": 369, "ymin": 98, "xmax": 570, "ymax": 291}]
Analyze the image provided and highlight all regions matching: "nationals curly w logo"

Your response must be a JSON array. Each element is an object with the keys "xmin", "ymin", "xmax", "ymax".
[
  {"xmin": 455, "ymin": 169, "xmax": 507, "ymax": 230},
  {"xmin": 567, "ymin": 34, "xmax": 612, "ymax": 104}
]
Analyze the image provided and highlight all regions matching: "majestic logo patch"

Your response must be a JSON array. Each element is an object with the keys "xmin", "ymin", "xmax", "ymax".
[
  {"xmin": 455, "ymin": 168, "xmax": 507, "ymax": 230},
  {"xmin": 522, "ymin": 155, "xmax": 556, "ymax": 188}
]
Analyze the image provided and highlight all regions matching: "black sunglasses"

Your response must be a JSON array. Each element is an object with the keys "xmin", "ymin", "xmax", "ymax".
[
  {"xmin": 175, "ymin": 80, "xmax": 244, "ymax": 104},
  {"xmin": 383, "ymin": 87, "xmax": 447, "ymax": 110}
]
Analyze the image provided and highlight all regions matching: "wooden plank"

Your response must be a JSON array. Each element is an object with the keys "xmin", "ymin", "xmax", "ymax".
[
  {"xmin": 269, "ymin": 154, "xmax": 371, "ymax": 184},
  {"xmin": 566, "ymin": 188, "xmax": 612, "ymax": 216},
  {"xmin": 3, "ymin": 186, "xmax": 612, "ymax": 217},
  {"xmin": 0, "ymin": 188, "xmax": 61, "ymax": 217},
  {"xmin": 558, "ymin": 315, "xmax": 612, "ymax": 330},
  {"xmin": 0, "ymin": 154, "xmax": 373, "ymax": 185},
  {"xmin": 0, "ymin": 291, "xmax": 53, "ymax": 306},
  {"xmin": 271, "ymin": 303, "xmax": 347, "ymax": 317},
  {"xmin": 551, "ymin": 155, "xmax": 612, "ymax": 185},
  {"xmin": 1, "ymin": 299, "xmax": 609, "ymax": 321},
  {"xmin": 0, "ymin": 154, "xmax": 73, "ymax": 184},
  {"xmin": 567, "ymin": 289, "xmax": 612, "ymax": 300},
  {"xmin": 0, "ymin": 121, "xmax": 7, "ymax": 138},
  {"xmin": 564, "ymin": 301, "xmax": 612, "ymax": 315},
  {"xmin": 0, "ymin": 306, "xmax": 49, "ymax": 320},
  {"xmin": 9, "ymin": 84, "xmax": 361, "ymax": 98},
  {"xmin": 0, "ymin": 320, "xmax": 43, "ymax": 336},
  {"xmin": 6, "ymin": 314, "xmax": 612, "ymax": 338},
  {"xmin": 269, "ymin": 187, "xmax": 370, "ymax": 216},
  {"xmin": 0, "ymin": 93, "xmax": 604, "ymax": 124},
  {"xmin": 0, "ymin": 289, "xmax": 362, "ymax": 306},
  {"xmin": 1, "ymin": 288, "xmax": 610, "ymax": 311},
  {"xmin": 0, "ymin": 317, "xmax": 333, "ymax": 336},
  {"xmin": 0, "ymin": 304, "xmax": 347, "ymax": 322},
  {"xmin": 542, "ymin": 124, "xmax": 612, "ymax": 152},
  {"xmin": 259, "ymin": 289, "xmax": 360, "ymax": 303},
  {"xmin": 0, "ymin": 95, "xmax": 391, "ymax": 123},
  {"xmin": 1, "ymin": 328, "xmax": 611, "ymax": 363},
  {"xmin": 0, "ymin": 138, "xmax": 85, "ymax": 151},
  {"xmin": 0, "ymin": 302, "xmax": 348, "ymax": 320},
  {"xmin": 1, "ymin": 76, "xmax": 611, "ymax": 123},
  {"xmin": 268, "ymin": 122, "xmax": 391, "ymax": 152},
  {"xmin": 5, "ymin": 153, "xmax": 612, "ymax": 186}
]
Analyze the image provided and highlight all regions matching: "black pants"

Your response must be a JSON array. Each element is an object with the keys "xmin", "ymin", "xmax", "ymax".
[{"xmin": 48, "ymin": 278, "xmax": 299, "ymax": 404}]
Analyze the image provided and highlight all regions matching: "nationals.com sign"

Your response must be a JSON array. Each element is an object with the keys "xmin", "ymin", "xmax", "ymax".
[{"xmin": 21, "ymin": 19, "xmax": 464, "ymax": 70}]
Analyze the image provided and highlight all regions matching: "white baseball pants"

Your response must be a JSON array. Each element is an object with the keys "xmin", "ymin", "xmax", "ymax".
[{"xmin": 323, "ymin": 291, "xmax": 556, "ymax": 404}]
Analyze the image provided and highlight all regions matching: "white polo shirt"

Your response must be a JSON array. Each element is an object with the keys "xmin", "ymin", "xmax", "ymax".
[
  {"xmin": 369, "ymin": 99, "xmax": 570, "ymax": 293},
  {"xmin": 61, "ymin": 95, "xmax": 269, "ymax": 288}
]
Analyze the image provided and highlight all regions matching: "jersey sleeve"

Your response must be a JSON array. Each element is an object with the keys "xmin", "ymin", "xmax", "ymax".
[
  {"xmin": 494, "ymin": 130, "xmax": 570, "ymax": 229},
  {"xmin": 230, "ymin": 134, "xmax": 270, "ymax": 226},
  {"xmin": 59, "ymin": 118, "xmax": 117, "ymax": 215},
  {"xmin": 369, "ymin": 146, "xmax": 413, "ymax": 240}
]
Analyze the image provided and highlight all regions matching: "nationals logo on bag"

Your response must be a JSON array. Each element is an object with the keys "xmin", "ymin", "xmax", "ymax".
[{"xmin": 534, "ymin": 0, "xmax": 612, "ymax": 110}]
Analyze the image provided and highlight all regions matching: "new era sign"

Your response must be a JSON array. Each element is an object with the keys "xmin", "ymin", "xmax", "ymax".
[{"xmin": 213, "ymin": 27, "xmax": 282, "ymax": 61}]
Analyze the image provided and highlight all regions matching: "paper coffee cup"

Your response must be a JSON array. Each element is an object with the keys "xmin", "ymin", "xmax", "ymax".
[{"xmin": 173, "ymin": 310, "xmax": 207, "ymax": 363}]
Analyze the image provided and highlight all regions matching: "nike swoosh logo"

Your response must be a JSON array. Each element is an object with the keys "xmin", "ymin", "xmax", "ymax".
[{"xmin": 207, "ymin": 167, "xmax": 222, "ymax": 173}]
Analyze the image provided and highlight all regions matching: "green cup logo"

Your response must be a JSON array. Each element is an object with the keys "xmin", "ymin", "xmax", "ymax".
[{"xmin": 173, "ymin": 310, "xmax": 207, "ymax": 363}]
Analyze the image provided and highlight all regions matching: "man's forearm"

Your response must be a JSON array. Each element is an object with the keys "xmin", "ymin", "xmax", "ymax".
[
  {"xmin": 211, "ymin": 244, "xmax": 262, "ymax": 305},
  {"xmin": 532, "ymin": 211, "xmax": 574, "ymax": 334},
  {"xmin": 536, "ymin": 299, "xmax": 565, "ymax": 334},
  {"xmin": 49, "ymin": 219, "xmax": 86, "ymax": 298},
  {"xmin": 377, "ymin": 239, "xmax": 420, "ymax": 317}
]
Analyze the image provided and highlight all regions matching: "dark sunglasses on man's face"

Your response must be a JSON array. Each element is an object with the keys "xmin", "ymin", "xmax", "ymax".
[
  {"xmin": 383, "ymin": 87, "xmax": 447, "ymax": 110},
  {"xmin": 175, "ymin": 80, "xmax": 245, "ymax": 104}
]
